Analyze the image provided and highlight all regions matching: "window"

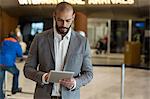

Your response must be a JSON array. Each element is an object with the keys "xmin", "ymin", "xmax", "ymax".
[{"xmin": 31, "ymin": 22, "xmax": 44, "ymax": 36}]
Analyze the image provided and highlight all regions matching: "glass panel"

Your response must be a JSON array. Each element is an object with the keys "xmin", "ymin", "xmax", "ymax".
[
  {"xmin": 87, "ymin": 18, "xmax": 109, "ymax": 54},
  {"xmin": 132, "ymin": 21, "xmax": 145, "ymax": 53},
  {"xmin": 87, "ymin": 25, "xmax": 95, "ymax": 47},
  {"xmin": 111, "ymin": 20, "xmax": 128, "ymax": 53}
]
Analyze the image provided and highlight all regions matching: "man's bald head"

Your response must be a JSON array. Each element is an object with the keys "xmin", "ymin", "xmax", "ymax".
[
  {"xmin": 55, "ymin": 2, "xmax": 75, "ymax": 15},
  {"xmin": 53, "ymin": 2, "xmax": 75, "ymax": 37}
]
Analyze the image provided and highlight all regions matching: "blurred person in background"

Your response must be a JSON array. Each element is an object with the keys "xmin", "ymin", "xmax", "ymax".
[
  {"xmin": 96, "ymin": 36, "xmax": 108, "ymax": 54},
  {"xmin": 0, "ymin": 34, "xmax": 23, "ymax": 99},
  {"xmin": 15, "ymin": 25, "xmax": 23, "ymax": 42},
  {"xmin": 15, "ymin": 25, "xmax": 27, "ymax": 55}
]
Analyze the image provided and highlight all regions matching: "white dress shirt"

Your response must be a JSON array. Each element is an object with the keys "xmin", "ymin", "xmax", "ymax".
[{"xmin": 51, "ymin": 27, "xmax": 71, "ymax": 96}]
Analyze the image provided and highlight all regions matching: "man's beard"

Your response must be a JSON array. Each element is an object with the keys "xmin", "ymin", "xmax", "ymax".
[{"xmin": 56, "ymin": 24, "xmax": 72, "ymax": 36}]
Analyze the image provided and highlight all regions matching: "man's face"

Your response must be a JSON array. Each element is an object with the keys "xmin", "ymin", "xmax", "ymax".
[{"xmin": 54, "ymin": 11, "xmax": 75, "ymax": 35}]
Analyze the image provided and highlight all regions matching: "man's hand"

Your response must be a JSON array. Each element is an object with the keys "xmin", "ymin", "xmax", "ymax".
[
  {"xmin": 44, "ymin": 73, "xmax": 49, "ymax": 82},
  {"xmin": 42, "ymin": 73, "xmax": 49, "ymax": 84},
  {"xmin": 59, "ymin": 78, "xmax": 76, "ymax": 89}
]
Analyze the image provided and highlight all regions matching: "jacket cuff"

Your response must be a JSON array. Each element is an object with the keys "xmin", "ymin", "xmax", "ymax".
[
  {"xmin": 42, "ymin": 73, "xmax": 49, "ymax": 84},
  {"xmin": 70, "ymin": 79, "xmax": 76, "ymax": 90}
]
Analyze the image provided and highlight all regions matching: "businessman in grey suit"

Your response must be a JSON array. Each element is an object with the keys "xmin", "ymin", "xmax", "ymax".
[{"xmin": 24, "ymin": 2, "xmax": 93, "ymax": 99}]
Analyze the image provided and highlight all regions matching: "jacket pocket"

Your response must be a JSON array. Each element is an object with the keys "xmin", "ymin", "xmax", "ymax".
[{"xmin": 64, "ymin": 53, "xmax": 83, "ymax": 74}]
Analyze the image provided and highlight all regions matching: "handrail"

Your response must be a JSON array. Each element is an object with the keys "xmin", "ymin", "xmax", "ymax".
[{"xmin": 121, "ymin": 64, "xmax": 125, "ymax": 99}]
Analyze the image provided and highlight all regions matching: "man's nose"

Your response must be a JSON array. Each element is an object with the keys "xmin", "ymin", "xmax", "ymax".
[{"xmin": 62, "ymin": 21, "xmax": 67, "ymax": 27}]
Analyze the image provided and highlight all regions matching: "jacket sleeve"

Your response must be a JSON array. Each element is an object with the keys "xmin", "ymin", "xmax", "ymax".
[
  {"xmin": 23, "ymin": 35, "xmax": 45, "ymax": 84},
  {"xmin": 75, "ymin": 39, "xmax": 93, "ymax": 90}
]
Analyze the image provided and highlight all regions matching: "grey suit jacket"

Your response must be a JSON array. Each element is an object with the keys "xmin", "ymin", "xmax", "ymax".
[{"xmin": 23, "ymin": 29, "xmax": 93, "ymax": 99}]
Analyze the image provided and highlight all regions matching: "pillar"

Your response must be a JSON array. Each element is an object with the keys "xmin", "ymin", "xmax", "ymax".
[
  {"xmin": 0, "ymin": 10, "xmax": 18, "ymax": 42},
  {"xmin": 74, "ymin": 12, "xmax": 87, "ymax": 37}
]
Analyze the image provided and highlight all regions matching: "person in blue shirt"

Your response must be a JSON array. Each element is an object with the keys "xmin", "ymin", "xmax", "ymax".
[{"xmin": 0, "ymin": 34, "xmax": 23, "ymax": 99}]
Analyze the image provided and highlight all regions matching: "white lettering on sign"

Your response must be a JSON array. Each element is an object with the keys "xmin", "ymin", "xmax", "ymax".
[
  {"xmin": 64, "ymin": 0, "xmax": 85, "ymax": 4},
  {"xmin": 88, "ymin": 0, "xmax": 134, "ymax": 4},
  {"xmin": 88, "ymin": 0, "xmax": 111, "ymax": 4},
  {"xmin": 18, "ymin": 0, "xmax": 134, "ymax": 5}
]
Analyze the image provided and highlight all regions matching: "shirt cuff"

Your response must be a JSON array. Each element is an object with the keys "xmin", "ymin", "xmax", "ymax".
[
  {"xmin": 42, "ymin": 73, "xmax": 49, "ymax": 84},
  {"xmin": 70, "ymin": 79, "xmax": 76, "ymax": 90}
]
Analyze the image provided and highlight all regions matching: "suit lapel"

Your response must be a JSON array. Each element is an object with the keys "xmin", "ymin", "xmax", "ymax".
[
  {"xmin": 47, "ymin": 29, "xmax": 55, "ymax": 64},
  {"xmin": 63, "ymin": 31, "xmax": 76, "ymax": 70}
]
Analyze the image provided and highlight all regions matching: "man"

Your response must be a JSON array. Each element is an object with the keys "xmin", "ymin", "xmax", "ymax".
[
  {"xmin": 0, "ymin": 34, "xmax": 22, "ymax": 99},
  {"xmin": 24, "ymin": 2, "xmax": 93, "ymax": 99}
]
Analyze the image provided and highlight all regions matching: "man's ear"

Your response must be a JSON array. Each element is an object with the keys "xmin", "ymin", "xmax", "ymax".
[
  {"xmin": 72, "ymin": 13, "xmax": 75, "ymax": 20},
  {"xmin": 53, "ymin": 12, "xmax": 55, "ymax": 18}
]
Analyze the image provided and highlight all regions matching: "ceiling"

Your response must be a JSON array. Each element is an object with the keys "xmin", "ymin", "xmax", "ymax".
[{"xmin": 0, "ymin": 0, "xmax": 150, "ymax": 19}]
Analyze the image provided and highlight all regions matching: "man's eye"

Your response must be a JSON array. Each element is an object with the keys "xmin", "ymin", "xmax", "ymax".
[{"xmin": 66, "ymin": 20, "xmax": 71, "ymax": 22}]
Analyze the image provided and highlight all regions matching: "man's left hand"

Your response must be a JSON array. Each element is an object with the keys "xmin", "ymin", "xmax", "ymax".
[{"xmin": 59, "ymin": 78, "xmax": 76, "ymax": 89}]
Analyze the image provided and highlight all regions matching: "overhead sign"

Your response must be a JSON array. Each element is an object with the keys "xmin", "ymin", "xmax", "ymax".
[
  {"xmin": 18, "ymin": 0, "xmax": 134, "ymax": 5},
  {"xmin": 88, "ymin": 0, "xmax": 134, "ymax": 4}
]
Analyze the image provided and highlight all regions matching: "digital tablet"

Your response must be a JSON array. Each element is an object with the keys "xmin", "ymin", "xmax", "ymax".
[{"xmin": 47, "ymin": 70, "xmax": 74, "ymax": 83}]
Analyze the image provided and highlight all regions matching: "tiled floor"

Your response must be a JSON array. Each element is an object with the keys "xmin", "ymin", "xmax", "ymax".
[{"xmin": 3, "ymin": 56, "xmax": 150, "ymax": 99}]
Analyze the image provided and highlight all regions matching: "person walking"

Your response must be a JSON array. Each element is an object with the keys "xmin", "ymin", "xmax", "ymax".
[{"xmin": 0, "ymin": 34, "xmax": 22, "ymax": 99}]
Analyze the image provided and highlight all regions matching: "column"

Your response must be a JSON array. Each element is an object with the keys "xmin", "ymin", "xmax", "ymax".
[{"xmin": 74, "ymin": 12, "xmax": 87, "ymax": 37}]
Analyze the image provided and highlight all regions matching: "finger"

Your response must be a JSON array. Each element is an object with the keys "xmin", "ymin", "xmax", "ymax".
[{"xmin": 59, "ymin": 80, "xmax": 73, "ymax": 88}]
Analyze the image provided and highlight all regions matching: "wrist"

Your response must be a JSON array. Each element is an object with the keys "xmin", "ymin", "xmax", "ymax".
[{"xmin": 42, "ymin": 73, "xmax": 49, "ymax": 84}]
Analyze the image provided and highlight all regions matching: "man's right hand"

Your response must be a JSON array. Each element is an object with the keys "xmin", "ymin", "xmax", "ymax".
[
  {"xmin": 44, "ymin": 73, "xmax": 49, "ymax": 82},
  {"xmin": 42, "ymin": 73, "xmax": 49, "ymax": 84}
]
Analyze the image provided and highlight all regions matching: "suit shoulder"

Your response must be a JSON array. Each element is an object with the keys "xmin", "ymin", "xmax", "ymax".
[
  {"xmin": 35, "ymin": 29, "xmax": 53, "ymax": 38},
  {"xmin": 73, "ymin": 31, "xmax": 87, "ymax": 41}
]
